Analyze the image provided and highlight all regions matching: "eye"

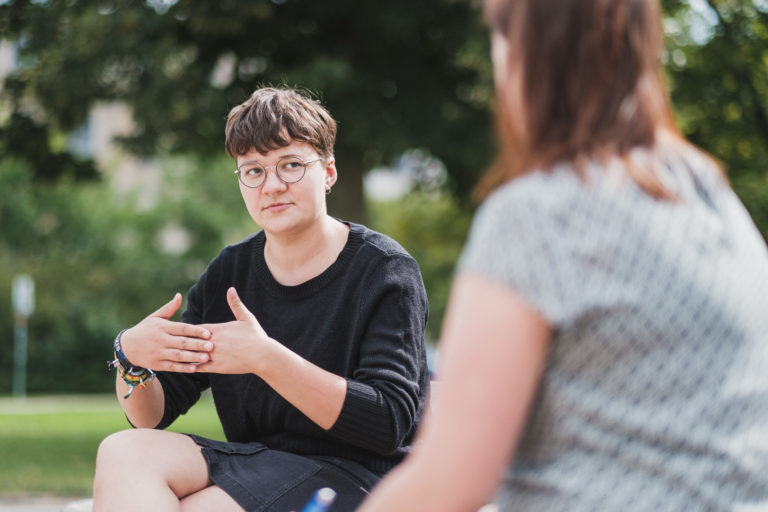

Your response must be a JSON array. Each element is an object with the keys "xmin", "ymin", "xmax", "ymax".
[
  {"xmin": 281, "ymin": 159, "xmax": 304, "ymax": 170},
  {"xmin": 243, "ymin": 166, "xmax": 264, "ymax": 176}
]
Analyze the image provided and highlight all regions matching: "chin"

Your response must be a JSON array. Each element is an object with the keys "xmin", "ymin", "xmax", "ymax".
[{"xmin": 258, "ymin": 216, "xmax": 304, "ymax": 236}]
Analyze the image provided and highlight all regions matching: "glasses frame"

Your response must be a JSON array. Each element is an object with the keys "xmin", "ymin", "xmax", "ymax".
[{"xmin": 234, "ymin": 156, "xmax": 322, "ymax": 189}]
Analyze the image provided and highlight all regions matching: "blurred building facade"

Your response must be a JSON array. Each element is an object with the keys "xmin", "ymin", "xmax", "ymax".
[{"xmin": 0, "ymin": 39, "xmax": 161, "ymax": 210}]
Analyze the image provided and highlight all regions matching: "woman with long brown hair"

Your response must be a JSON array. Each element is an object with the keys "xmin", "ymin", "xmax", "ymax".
[{"xmin": 360, "ymin": 0, "xmax": 768, "ymax": 510}]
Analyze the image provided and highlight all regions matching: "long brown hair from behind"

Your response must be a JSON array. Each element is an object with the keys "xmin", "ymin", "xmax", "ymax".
[{"xmin": 477, "ymin": 0, "xmax": 717, "ymax": 201}]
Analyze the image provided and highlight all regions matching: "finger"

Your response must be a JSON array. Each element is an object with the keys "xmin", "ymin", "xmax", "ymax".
[
  {"xmin": 174, "ymin": 336, "xmax": 214, "ymax": 353},
  {"xmin": 160, "ymin": 361, "xmax": 201, "ymax": 373},
  {"xmin": 165, "ymin": 348, "xmax": 211, "ymax": 364},
  {"xmin": 227, "ymin": 287, "xmax": 255, "ymax": 322},
  {"xmin": 196, "ymin": 361, "xmax": 214, "ymax": 372},
  {"xmin": 166, "ymin": 323, "xmax": 211, "ymax": 340},
  {"xmin": 148, "ymin": 293, "xmax": 182, "ymax": 320}
]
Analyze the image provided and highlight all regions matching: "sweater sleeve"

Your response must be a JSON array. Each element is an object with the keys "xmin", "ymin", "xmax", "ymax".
[{"xmin": 327, "ymin": 254, "xmax": 429, "ymax": 455}]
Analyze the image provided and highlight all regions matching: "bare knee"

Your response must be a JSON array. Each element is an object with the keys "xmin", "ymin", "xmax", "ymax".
[
  {"xmin": 94, "ymin": 429, "xmax": 178, "ymax": 500},
  {"xmin": 94, "ymin": 428, "xmax": 210, "ymax": 501},
  {"xmin": 95, "ymin": 429, "xmax": 176, "ymax": 486},
  {"xmin": 95, "ymin": 429, "xmax": 145, "ymax": 474},
  {"xmin": 93, "ymin": 429, "xmax": 192, "ymax": 511}
]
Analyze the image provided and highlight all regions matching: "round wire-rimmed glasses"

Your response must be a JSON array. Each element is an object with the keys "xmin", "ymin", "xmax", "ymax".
[{"xmin": 234, "ymin": 156, "xmax": 322, "ymax": 188}]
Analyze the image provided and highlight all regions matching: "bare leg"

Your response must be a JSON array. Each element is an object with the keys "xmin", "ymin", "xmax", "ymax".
[
  {"xmin": 93, "ymin": 429, "xmax": 211, "ymax": 512},
  {"xmin": 181, "ymin": 485, "xmax": 245, "ymax": 512}
]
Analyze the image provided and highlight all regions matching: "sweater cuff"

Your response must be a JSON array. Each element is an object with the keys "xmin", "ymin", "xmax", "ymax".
[{"xmin": 329, "ymin": 379, "xmax": 394, "ymax": 453}]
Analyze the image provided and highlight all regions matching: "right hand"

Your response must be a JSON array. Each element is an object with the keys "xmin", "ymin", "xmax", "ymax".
[{"xmin": 119, "ymin": 293, "xmax": 213, "ymax": 373}]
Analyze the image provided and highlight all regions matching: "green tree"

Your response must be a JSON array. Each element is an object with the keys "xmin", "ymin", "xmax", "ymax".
[
  {"xmin": 368, "ymin": 192, "xmax": 472, "ymax": 343},
  {"xmin": 4, "ymin": 1, "xmax": 768, "ymax": 224},
  {"xmin": 3, "ymin": 1, "xmax": 768, "ymax": 394},
  {"xmin": 662, "ymin": 0, "xmax": 768, "ymax": 236},
  {"xmin": 0, "ymin": 154, "xmax": 250, "ymax": 393},
  {"xmin": 0, "ymin": 0, "xmax": 494, "ymax": 221}
]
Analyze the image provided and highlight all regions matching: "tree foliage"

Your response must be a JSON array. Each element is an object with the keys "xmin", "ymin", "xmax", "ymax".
[
  {"xmin": 2, "ymin": 1, "xmax": 768, "ymax": 392},
  {"xmin": 663, "ymin": 0, "xmax": 768, "ymax": 236},
  {"xmin": 368, "ymin": 192, "xmax": 473, "ymax": 342},
  {"xmin": 0, "ymin": 154, "xmax": 250, "ymax": 393},
  {"xmin": 3, "ymin": 1, "xmax": 767, "ymax": 215},
  {"xmin": 0, "ymin": 0, "xmax": 494, "ymax": 221}
]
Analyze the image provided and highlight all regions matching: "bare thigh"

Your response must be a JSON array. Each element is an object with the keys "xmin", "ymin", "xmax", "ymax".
[{"xmin": 181, "ymin": 484, "xmax": 245, "ymax": 512}]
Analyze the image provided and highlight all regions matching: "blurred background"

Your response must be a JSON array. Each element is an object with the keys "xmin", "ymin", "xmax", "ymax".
[{"xmin": 0, "ymin": 0, "xmax": 767, "ymax": 396}]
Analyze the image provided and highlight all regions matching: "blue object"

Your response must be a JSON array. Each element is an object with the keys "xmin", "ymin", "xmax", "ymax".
[{"xmin": 300, "ymin": 487, "xmax": 337, "ymax": 512}]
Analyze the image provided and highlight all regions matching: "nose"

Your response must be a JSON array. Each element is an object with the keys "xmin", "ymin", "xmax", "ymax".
[{"xmin": 261, "ymin": 168, "xmax": 287, "ymax": 194}]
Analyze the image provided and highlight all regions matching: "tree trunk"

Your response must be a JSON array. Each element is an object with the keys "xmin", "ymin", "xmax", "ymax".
[{"xmin": 328, "ymin": 159, "xmax": 367, "ymax": 224}]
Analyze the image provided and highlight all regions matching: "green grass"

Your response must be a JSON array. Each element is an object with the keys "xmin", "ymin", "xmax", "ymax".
[{"xmin": 0, "ymin": 393, "xmax": 225, "ymax": 498}]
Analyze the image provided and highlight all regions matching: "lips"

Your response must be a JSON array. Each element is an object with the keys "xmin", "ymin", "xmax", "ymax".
[{"xmin": 264, "ymin": 202, "xmax": 291, "ymax": 212}]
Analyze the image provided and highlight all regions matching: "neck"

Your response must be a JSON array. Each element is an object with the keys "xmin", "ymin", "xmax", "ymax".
[{"xmin": 263, "ymin": 216, "xmax": 349, "ymax": 285}]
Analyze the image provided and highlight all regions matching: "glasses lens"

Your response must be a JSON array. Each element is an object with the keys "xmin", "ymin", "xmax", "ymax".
[
  {"xmin": 277, "ymin": 157, "xmax": 307, "ymax": 183},
  {"xmin": 239, "ymin": 165, "xmax": 266, "ymax": 187}
]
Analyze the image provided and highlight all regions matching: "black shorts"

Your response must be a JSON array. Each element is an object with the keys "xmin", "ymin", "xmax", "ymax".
[{"xmin": 189, "ymin": 435, "xmax": 382, "ymax": 512}]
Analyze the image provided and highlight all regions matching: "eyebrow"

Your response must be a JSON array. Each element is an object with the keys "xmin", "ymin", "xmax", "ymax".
[{"xmin": 237, "ymin": 153, "xmax": 310, "ymax": 167}]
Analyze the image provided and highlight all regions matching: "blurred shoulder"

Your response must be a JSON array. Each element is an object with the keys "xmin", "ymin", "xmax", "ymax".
[{"xmin": 475, "ymin": 165, "xmax": 587, "ymax": 228}]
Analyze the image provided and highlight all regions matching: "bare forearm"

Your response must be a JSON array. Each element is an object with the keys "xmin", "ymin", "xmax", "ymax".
[
  {"xmin": 359, "ymin": 405, "xmax": 505, "ymax": 512},
  {"xmin": 116, "ymin": 374, "xmax": 165, "ymax": 428},
  {"xmin": 359, "ymin": 455, "xmax": 492, "ymax": 512},
  {"xmin": 360, "ymin": 273, "xmax": 552, "ymax": 511}
]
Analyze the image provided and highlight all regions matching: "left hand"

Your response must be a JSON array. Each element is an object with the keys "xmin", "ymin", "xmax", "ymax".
[{"xmin": 197, "ymin": 287, "xmax": 275, "ymax": 375}]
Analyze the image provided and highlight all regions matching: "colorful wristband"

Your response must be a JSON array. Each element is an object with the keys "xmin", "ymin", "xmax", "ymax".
[{"xmin": 108, "ymin": 329, "xmax": 155, "ymax": 398}]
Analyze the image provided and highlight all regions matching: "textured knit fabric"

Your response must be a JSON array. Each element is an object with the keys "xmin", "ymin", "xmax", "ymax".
[
  {"xmin": 155, "ymin": 222, "xmax": 430, "ymax": 476},
  {"xmin": 459, "ymin": 148, "xmax": 768, "ymax": 511}
]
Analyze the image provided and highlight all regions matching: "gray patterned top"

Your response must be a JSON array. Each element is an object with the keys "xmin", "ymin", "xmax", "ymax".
[{"xmin": 458, "ymin": 148, "xmax": 768, "ymax": 511}]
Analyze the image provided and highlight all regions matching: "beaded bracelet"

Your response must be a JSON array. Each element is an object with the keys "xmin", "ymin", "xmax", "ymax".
[{"xmin": 108, "ymin": 329, "xmax": 155, "ymax": 399}]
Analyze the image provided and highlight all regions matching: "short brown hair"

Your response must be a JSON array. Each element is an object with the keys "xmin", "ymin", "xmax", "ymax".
[
  {"xmin": 478, "ymin": 0, "xmax": 716, "ymax": 200},
  {"xmin": 225, "ymin": 87, "xmax": 337, "ymax": 160}
]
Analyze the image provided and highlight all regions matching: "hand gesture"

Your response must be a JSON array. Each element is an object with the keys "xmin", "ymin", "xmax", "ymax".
[
  {"xmin": 120, "ymin": 293, "xmax": 213, "ymax": 373},
  {"xmin": 197, "ymin": 287, "xmax": 274, "ymax": 375}
]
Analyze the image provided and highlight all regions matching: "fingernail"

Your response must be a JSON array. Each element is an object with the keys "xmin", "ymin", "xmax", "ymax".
[
  {"xmin": 204, "ymin": 342, "xmax": 213, "ymax": 350},
  {"xmin": 199, "ymin": 353, "xmax": 208, "ymax": 362},
  {"xmin": 202, "ymin": 330, "xmax": 211, "ymax": 338}
]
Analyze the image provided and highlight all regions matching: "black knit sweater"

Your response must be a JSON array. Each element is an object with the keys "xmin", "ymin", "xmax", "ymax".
[{"xmin": 155, "ymin": 222, "xmax": 429, "ymax": 474}]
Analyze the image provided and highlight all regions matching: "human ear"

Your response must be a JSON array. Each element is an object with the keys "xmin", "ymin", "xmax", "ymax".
[{"xmin": 324, "ymin": 159, "xmax": 338, "ymax": 188}]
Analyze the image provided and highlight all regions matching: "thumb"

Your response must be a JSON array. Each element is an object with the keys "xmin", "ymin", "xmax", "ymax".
[
  {"xmin": 227, "ymin": 287, "xmax": 256, "ymax": 322},
  {"xmin": 149, "ymin": 293, "xmax": 182, "ymax": 320}
]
